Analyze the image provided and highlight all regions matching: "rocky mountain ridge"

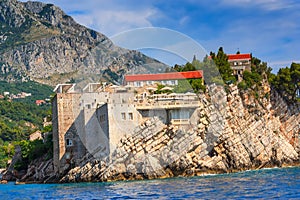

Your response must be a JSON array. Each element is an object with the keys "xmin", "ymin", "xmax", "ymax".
[{"xmin": 0, "ymin": 0, "xmax": 166, "ymax": 85}]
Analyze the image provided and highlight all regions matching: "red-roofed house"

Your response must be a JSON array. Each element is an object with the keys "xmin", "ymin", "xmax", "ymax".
[
  {"xmin": 227, "ymin": 53, "xmax": 252, "ymax": 77},
  {"xmin": 35, "ymin": 100, "xmax": 46, "ymax": 106},
  {"xmin": 124, "ymin": 70, "xmax": 203, "ymax": 87}
]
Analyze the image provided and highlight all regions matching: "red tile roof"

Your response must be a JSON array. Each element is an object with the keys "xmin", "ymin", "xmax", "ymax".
[
  {"xmin": 35, "ymin": 100, "xmax": 46, "ymax": 105},
  {"xmin": 228, "ymin": 53, "xmax": 251, "ymax": 60},
  {"xmin": 125, "ymin": 70, "xmax": 203, "ymax": 82}
]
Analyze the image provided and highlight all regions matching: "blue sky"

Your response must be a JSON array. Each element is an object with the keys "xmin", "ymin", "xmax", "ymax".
[{"xmin": 21, "ymin": 0, "xmax": 300, "ymax": 72}]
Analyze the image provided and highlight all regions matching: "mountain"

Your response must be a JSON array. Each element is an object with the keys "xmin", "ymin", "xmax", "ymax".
[{"xmin": 0, "ymin": 0, "xmax": 167, "ymax": 86}]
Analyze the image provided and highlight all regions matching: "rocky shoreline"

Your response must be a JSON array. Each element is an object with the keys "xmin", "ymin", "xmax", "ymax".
[
  {"xmin": 57, "ymin": 85, "xmax": 299, "ymax": 183},
  {"xmin": 2, "ymin": 84, "xmax": 299, "ymax": 184}
]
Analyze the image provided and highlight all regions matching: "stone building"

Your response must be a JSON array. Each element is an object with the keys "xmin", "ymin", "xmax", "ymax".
[
  {"xmin": 52, "ymin": 80, "xmax": 202, "ymax": 174},
  {"xmin": 52, "ymin": 83, "xmax": 144, "ymax": 174},
  {"xmin": 227, "ymin": 53, "xmax": 252, "ymax": 79}
]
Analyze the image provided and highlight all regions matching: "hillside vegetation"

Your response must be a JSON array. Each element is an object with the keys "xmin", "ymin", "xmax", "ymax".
[
  {"xmin": 269, "ymin": 63, "xmax": 300, "ymax": 103},
  {"xmin": 166, "ymin": 47, "xmax": 299, "ymax": 103},
  {"xmin": 0, "ymin": 80, "xmax": 53, "ymax": 168}
]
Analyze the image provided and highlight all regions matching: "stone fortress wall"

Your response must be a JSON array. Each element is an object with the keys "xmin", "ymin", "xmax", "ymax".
[{"xmin": 52, "ymin": 83, "xmax": 200, "ymax": 175}]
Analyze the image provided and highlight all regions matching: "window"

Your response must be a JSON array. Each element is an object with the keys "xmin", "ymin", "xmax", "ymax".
[
  {"xmin": 121, "ymin": 112, "xmax": 126, "ymax": 120},
  {"xmin": 135, "ymin": 81, "xmax": 142, "ymax": 87},
  {"xmin": 65, "ymin": 152, "xmax": 70, "ymax": 159},
  {"xmin": 66, "ymin": 139, "xmax": 73, "ymax": 146},
  {"xmin": 128, "ymin": 112, "xmax": 133, "ymax": 120},
  {"xmin": 99, "ymin": 114, "xmax": 105, "ymax": 122}
]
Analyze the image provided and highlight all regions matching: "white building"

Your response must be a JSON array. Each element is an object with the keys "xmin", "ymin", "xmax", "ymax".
[{"xmin": 124, "ymin": 70, "xmax": 203, "ymax": 87}]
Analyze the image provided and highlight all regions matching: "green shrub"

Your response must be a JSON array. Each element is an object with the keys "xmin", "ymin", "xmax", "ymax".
[
  {"xmin": 14, "ymin": 135, "xmax": 53, "ymax": 170},
  {"xmin": 237, "ymin": 81, "xmax": 247, "ymax": 90}
]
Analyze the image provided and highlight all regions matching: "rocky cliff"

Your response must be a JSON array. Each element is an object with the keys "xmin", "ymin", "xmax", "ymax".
[
  {"xmin": 0, "ymin": 0, "xmax": 166, "ymax": 85},
  {"xmin": 22, "ymin": 83, "xmax": 299, "ymax": 183}
]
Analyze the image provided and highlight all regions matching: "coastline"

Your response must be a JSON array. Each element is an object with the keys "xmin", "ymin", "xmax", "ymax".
[
  {"xmin": 6, "ymin": 163, "xmax": 300, "ymax": 184},
  {"xmin": 2, "ymin": 167, "xmax": 300, "ymax": 199},
  {"xmin": 3, "ymin": 85, "xmax": 299, "ymax": 185}
]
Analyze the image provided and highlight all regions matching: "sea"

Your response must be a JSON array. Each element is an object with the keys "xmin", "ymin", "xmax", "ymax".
[{"xmin": 0, "ymin": 167, "xmax": 299, "ymax": 199}]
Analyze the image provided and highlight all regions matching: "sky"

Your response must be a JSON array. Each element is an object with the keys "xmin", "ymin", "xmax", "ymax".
[{"xmin": 21, "ymin": 0, "xmax": 300, "ymax": 72}]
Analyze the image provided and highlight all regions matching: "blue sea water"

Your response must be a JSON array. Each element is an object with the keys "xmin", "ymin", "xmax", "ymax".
[{"xmin": 0, "ymin": 167, "xmax": 299, "ymax": 199}]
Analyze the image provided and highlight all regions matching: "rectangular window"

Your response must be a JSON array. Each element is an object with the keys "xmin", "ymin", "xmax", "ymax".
[
  {"xmin": 121, "ymin": 112, "xmax": 126, "ymax": 120},
  {"xmin": 128, "ymin": 112, "xmax": 133, "ymax": 120},
  {"xmin": 136, "ymin": 81, "xmax": 141, "ymax": 87},
  {"xmin": 66, "ymin": 139, "xmax": 73, "ymax": 146},
  {"xmin": 99, "ymin": 114, "xmax": 105, "ymax": 122}
]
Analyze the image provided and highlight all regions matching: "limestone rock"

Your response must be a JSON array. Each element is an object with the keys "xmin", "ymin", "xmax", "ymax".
[{"xmin": 43, "ymin": 84, "xmax": 300, "ymax": 183}]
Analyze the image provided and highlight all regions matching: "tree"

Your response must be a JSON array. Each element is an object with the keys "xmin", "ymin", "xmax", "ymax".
[
  {"xmin": 242, "ymin": 70, "xmax": 262, "ymax": 88},
  {"xmin": 170, "ymin": 62, "xmax": 205, "ymax": 93},
  {"xmin": 290, "ymin": 63, "xmax": 300, "ymax": 99},
  {"xmin": 270, "ymin": 63, "xmax": 300, "ymax": 102},
  {"xmin": 183, "ymin": 62, "xmax": 196, "ymax": 72},
  {"xmin": 251, "ymin": 57, "xmax": 272, "ymax": 78},
  {"xmin": 211, "ymin": 47, "xmax": 236, "ymax": 84},
  {"xmin": 172, "ymin": 64, "xmax": 182, "ymax": 72},
  {"xmin": 190, "ymin": 78, "xmax": 206, "ymax": 93}
]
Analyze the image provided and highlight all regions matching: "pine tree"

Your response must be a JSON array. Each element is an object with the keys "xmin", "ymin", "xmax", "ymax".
[{"xmin": 212, "ymin": 47, "xmax": 236, "ymax": 84}]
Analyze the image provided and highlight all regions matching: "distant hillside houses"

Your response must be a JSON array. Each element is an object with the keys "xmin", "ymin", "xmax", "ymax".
[
  {"xmin": 1, "ymin": 91, "xmax": 32, "ymax": 99},
  {"xmin": 0, "ymin": 90, "xmax": 51, "ymax": 106},
  {"xmin": 35, "ymin": 99, "xmax": 46, "ymax": 106}
]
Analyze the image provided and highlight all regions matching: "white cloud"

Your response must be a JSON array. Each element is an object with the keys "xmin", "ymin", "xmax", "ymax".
[
  {"xmin": 200, "ymin": 11, "xmax": 300, "ymax": 72},
  {"xmin": 269, "ymin": 60, "xmax": 300, "ymax": 66},
  {"xmin": 111, "ymin": 27, "xmax": 208, "ymax": 63},
  {"xmin": 73, "ymin": 9, "xmax": 156, "ymax": 36},
  {"xmin": 179, "ymin": 16, "xmax": 190, "ymax": 26},
  {"xmin": 24, "ymin": 0, "xmax": 157, "ymax": 36},
  {"xmin": 220, "ymin": 0, "xmax": 298, "ymax": 11}
]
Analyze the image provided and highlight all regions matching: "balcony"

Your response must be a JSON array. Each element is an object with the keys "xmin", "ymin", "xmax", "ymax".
[
  {"xmin": 135, "ymin": 93, "xmax": 201, "ymax": 110},
  {"xmin": 135, "ymin": 100, "xmax": 201, "ymax": 110},
  {"xmin": 170, "ymin": 119, "xmax": 190, "ymax": 125}
]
